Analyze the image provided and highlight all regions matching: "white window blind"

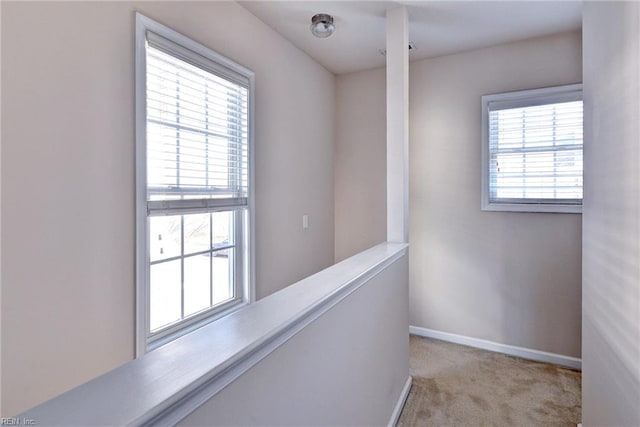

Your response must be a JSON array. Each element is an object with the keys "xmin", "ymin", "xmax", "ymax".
[
  {"xmin": 481, "ymin": 85, "xmax": 583, "ymax": 213},
  {"xmin": 146, "ymin": 32, "xmax": 249, "ymax": 212}
]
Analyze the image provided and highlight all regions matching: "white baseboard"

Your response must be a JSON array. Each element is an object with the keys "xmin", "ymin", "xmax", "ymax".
[
  {"xmin": 388, "ymin": 376, "xmax": 412, "ymax": 427},
  {"xmin": 410, "ymin": 325, "xmax": 581, "ymax": 370}
]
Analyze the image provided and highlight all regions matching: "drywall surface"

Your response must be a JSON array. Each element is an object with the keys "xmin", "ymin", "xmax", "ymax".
[
  {"xmin": 409, "ymin": 31, "xmax": 583, "ymax": 357},
  {"xmin": 386, "ymin": 6, "xmax": 410, "ymax": 244},
  {"xmin": 334, "ymin": 68, "xmax": 386, "ymax": 261},
  {"xmin": 181, "ymin": 253, "xmax": 409, "ymax": 427},
  {"xmin": 582, "ymin": 2, "xmax": 640, "ymax": 425},
  {"xmin": 1, "ymin": 1, "xmax": 334, "ymax": 415}
]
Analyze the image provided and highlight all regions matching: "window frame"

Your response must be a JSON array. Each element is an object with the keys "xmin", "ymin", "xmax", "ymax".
[
  {"xmin": 481, "ymin": 83, "xmax": 583, "ymax": 214},
  {"xmin": 135, "ymin": 13, "xmax": 255, "ymax": 356}
]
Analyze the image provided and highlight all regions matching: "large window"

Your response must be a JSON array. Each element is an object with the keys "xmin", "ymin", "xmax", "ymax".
[
  {"xmin": 135, "ymin": 14, "xmax": 254, "ymax": 354},
  {"xmin": 481, "ymin": 84, "xmax": 583, "ymax": 213}
]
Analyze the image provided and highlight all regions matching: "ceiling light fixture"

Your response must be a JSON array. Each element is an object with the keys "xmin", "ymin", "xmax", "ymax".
[{"xmin": 310, "ymin": 13, "xmax": 335, "ymax": 38}]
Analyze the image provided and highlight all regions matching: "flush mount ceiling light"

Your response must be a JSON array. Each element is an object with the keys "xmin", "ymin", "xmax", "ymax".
[{"xmin": 310, "ymin": 13, "xmax": 335, "ymax": 38}]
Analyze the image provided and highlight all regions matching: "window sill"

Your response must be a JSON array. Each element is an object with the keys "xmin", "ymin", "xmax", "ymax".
[{"xmin": 481, "ymin": 201, "xmax": 582, "ymax": 214}]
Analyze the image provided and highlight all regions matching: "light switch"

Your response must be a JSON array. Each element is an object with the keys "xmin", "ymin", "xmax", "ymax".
[{"xmin": 302, "ymin": 214, "xmax": 309, "ymax": 229}]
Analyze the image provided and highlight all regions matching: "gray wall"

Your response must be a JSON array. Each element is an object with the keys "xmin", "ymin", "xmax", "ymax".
[
  {"xmin": 582, "ymin": 2, "xmax": 640, "ymax": 425},
  {"xmin": 1, "ymin": 1, "xmax": 335, "ymax": 416},
  {"xmin": 334, "ymin": 31, "xmax": 583, "ymax": 357}
]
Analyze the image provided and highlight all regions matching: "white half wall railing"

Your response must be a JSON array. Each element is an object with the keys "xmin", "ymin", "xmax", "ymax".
[{"xmin": 18, "ymin": 243, "xmax": 411, "ymax": 426}]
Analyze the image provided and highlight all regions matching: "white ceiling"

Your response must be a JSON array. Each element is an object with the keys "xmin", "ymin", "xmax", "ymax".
[{"xmin": 239, "ymin": 1, "xmax": 582, "ymax": 75}]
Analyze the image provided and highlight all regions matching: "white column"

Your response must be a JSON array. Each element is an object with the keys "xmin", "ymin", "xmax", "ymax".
[{"xmin": 386, "ymin": 6, "xmax": 409, "ymax": 243}]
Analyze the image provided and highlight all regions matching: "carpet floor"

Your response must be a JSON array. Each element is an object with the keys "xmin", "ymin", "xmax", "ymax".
[{"xmin": 397, "ymin": 335, "xmax": 581, "ymax": 427}]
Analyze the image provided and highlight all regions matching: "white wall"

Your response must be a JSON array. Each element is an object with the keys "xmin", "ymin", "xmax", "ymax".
[
  {"xmin": 582, "ymin": 2, "xmax": 640, "ymax": 425},
  {"xmin": 408, "ymin": 31, "xmax": 583, "ymax": 358},
  {"xmin": 334, "ymin": 68, "xmax": 386, "ymax": 262},
  {"xmin": 181, "ymin": 252, "xmax": 409, "ymax": 427},
  {"xmin": 335, "ymin": 31, "xmax": 583, "ymax": 357},
  {"xmin": 1, "ymin": 1, "xmax": 335, "ymax": 416}
]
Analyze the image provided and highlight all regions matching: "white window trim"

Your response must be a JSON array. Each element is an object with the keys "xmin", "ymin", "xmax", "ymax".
[
  {"xmin": 135, "ymin": 13, "xmax": 255, "ymax": 356},
  {"xmin": 481, "ymin": 84, "xmax": 583, "ymax": 214}
]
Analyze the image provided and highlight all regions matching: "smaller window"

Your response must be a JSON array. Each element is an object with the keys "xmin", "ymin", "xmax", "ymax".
[{"xmin": 481, "ymin": 84, "xmax": 583, "ymax": 213}]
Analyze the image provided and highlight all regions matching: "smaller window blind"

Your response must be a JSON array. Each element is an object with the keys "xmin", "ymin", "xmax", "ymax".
[
  {"xmin": 145, "ymin": 33, "xmax": 248, "ymax": 212},
  {"xmin": 488, "ymin": 99, "xmax": 583, "ymax": 204}
]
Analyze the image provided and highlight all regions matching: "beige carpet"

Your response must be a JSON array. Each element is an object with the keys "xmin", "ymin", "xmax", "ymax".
[{"xmin": 397, "ymin": 335, "xmax": 581, "ymax": 427}]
